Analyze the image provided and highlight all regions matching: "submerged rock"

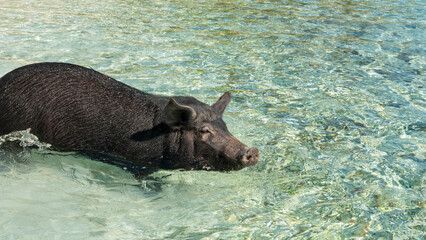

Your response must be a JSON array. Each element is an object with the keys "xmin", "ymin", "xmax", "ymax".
[{"xmin": 407, "ymin": 122, "xmax": 425, "ymax": 132}]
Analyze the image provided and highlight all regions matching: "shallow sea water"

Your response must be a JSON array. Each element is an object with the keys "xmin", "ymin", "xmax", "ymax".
[{"xmin": 0, "ymin": 0, "xmax": 425, "ymax": 239}]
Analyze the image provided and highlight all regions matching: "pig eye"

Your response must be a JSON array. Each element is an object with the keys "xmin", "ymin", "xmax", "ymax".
[{"xmin": 200, "ymin": 126, "xmax": 212, "ymax": 134}]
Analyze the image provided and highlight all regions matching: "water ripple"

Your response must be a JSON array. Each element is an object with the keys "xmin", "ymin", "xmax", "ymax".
[{"xmin": 0, "ymin": 0, "xmax": 425, "ymax": 239}]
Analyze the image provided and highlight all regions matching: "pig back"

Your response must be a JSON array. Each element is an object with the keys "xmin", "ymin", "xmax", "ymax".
[{"xmin": 0, "ymin": 62, "xmax": 158, "ymax": 155}]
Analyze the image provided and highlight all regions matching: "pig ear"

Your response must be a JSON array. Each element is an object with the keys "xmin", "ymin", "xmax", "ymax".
[
  {"xmin": 212, "ymin": 92, "xmax": 231, "ymax": 115},
  {"xmin": 162, "ymin": 98, "xmax": 196, "ymax": 126}
]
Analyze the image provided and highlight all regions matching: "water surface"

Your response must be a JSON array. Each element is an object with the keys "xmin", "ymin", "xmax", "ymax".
[{"xmin": 0, "ymin": 0, "xmax": 425, "ymax": 239}]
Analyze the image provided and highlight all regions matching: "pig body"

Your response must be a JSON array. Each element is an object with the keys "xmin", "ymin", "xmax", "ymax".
[{"xmin": 0, "ymin": 63, "xmax": 258, "ymax": 171}]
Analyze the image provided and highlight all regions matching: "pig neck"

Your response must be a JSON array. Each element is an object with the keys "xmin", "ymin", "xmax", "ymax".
[{"xmin": 142, "ymin": 94, "xmax": 197, "ymax": 168}]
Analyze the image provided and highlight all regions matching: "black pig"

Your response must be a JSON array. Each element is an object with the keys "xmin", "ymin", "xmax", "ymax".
[{"xmin": 0, "ymin": 63, "xmax": 259, "ymax": 171}]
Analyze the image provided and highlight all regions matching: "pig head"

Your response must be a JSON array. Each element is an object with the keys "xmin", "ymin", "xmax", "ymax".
[{"xmin": 146, "ymin": 92, "xmax": 259, "ymax": 171}]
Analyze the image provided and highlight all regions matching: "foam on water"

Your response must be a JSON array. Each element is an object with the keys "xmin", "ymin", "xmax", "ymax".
[{"xmin": 0, "ymin": 129, "xmax": 51, "ymax": 149}]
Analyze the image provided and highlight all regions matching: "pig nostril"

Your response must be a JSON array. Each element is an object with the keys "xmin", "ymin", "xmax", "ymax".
[{"xmin": 241, "ymin": 147, "xmax": 259, "ymax": 167}]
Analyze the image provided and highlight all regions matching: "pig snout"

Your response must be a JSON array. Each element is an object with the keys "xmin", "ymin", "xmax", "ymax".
[
  {"xmin": 240, "ymin": 147, "xmax": 260, "ymax": 167},
  {"xmin": 222, "ymin": 136, "xmax": 260, "ymax": 169}
]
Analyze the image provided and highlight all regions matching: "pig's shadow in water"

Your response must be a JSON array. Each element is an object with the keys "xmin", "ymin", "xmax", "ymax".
[
  {"xmin": 63, "ymin": 151, "xmax": 168, "ymax": 192},
  {"xmin": 0, "ymin": 140, "xmax": 161, "ymax": 178},
  {"xmin": 0, "ymin": 141, "xmax": 168, "ymax": 193},
  {"xmin": 81, "ymin": 151, "xmax": 159, "ymax": 179}
]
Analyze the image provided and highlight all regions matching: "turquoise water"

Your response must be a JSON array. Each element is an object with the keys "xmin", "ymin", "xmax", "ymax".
[{"xmin": 0, "ymin": 0, "xmax": 425, "ymax": 239}]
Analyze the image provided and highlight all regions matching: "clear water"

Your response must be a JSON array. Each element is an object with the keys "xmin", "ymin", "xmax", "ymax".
[{"xmin": 0, "ymin": 0, "xmax": 425, "ymax": 239}]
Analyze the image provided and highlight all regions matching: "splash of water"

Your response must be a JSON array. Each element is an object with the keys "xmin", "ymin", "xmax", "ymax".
[{"xmin": 0, "ymin": 129, "xmax": 51, "ymax": 150}]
